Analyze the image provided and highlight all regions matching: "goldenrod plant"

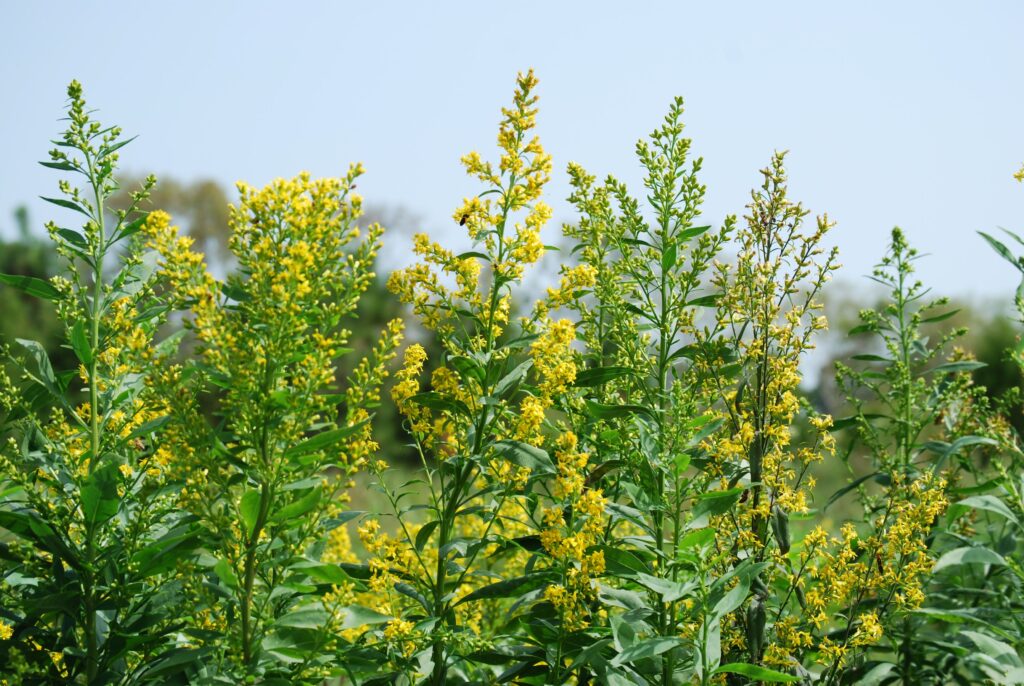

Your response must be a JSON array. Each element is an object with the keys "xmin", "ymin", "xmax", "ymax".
[
  {"xmin": 144, "ymin": 171, "xmax": 403, "ymax": 683},
  {"xmin": 366, "ymin": 69, "xmax": 564, "ymax": 684},
  {"xmin": 0, "ymin": 82, "xmax": 200, "ymax": 684},
  {"xmin": 2, "ymin": 76, "xmax": 1024, "ymax": 686}
]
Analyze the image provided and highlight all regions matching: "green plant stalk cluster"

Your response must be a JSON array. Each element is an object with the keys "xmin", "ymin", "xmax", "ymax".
[{"xmin": 0, "ymin": 77, "xmax": 1021, "ymax": 686}]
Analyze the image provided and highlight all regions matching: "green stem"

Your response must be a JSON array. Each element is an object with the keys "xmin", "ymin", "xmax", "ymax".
[
  {"xmin": 241, "ymin": 481, "xmax": 272, "ymax": 665},
  {"xmin": 83, "ymin": 149, "xmax": 106, "ymax": 684}
]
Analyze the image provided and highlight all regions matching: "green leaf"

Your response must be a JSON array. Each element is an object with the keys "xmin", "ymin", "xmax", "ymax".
[
  {"xmin": 856, "ymin": 663, "xmax": 897, "ymax": 686},
  {"xmin": 415, "ymin": 520, "xmax": 438, "ymax": 551},
  {"xmin": 690, "ymin": 488, "xmax": 744, "ymax": 524},
  {"xmin": 598, "ymin": 545, "xmax": 650, "ymax": 576},
  {"xmin": 340, "ymin": 605, "xmax": 391, "ymax": 630},
  {"xmin": 680, "ymin": 225, "xmax": 711, "ymax": 240},
  {"xmin": 284, "ymin": 421, "xmax": 368, "ymax": 459},
  {"xmin": 240, "ymin": 489, "xmax": 261, "ymax": 537},
  {"xmin": 949, "ymin": 495, "xmax": 1020, "ymax": 528},
  {"xmin": 395, "ymin": 582, "xmax": 430, "ymax": 612},
  {"xmin": 126, "ymin": 415, "xmax": 171, "ymax": 440},
  {"xmin": 685, "ymin": 294, "xmax": 719, "ymax": 308},
  {"xmin": 56, "ymin": 228, "xmax": 88, "ymax": 249},
  {"xmin": 610, "ymin": 637, "xmax": 683, "ymax": 666},
  {"xmin": 933, "ymin": 546, "xmax": 1007, "ymax": 572},
  {"xmin": 930, "ymin": 360, "xmax": 986, "ymax": 374},
  {"xmin": 611, "ymin": 612, "xmax": 638, "ymax": 652},
  {"xmin": 661, "ymin": 241, "xmax": 677, "ymax": 272},
  {"xmin": 456, "ymin": 572, "xmax": 549, "ymax": 605},
  {"xmin": 492, "ymin": 359, "xmax": 533, "ymax": 398},
  {"xmin": 448, "ymin": 355, "xmax": 484, "ymax": 383},
  {"xmin": 81, "ymin": 464, "xmax": 119, "ymax": 525},
  {"xmin": 686, "ymin": 416, "xmax": 724, "ymax": 449},
  {"xmin": 456, "ymin": 250, "xmax": 490, "ymax": 261},
  {"xmin": 337, "ymin": 562, "xmax": 374, "ymax": 580},
  {"xmin": 771, "ymin": 505, "xmax": 790, "ymax": 554},
  {"xmin": 920, "ymin": 308, "xmax": 961, "ymax": 324},
  {"xmin": 979, "ymin": 231, "xmax": 1023, "ymax": 271},
  {"xmin": 275, "ymin": 607, "xmax": 328, "ymax": 630},
  {"xmin": 926, "ymin": 436, "xmax": 999, "ymax": 464},
  {"xmin": 137, "ymin": 647, "xmax": 213, "ymax": 680},
  {"xmin": 214, "ymin": 558, "xmax": 239, "ymax": 588},
  {"xmin": 852, "ymin": 354, "xmax": 890, "ymax": 362},
  {"xmin": 574, "ymin": 366, "xmax": 633, "ymax": 387},
  {"xmin": 131, "ymin": 526, "xmax": 200, "ymax": 577},
  {"xmin": 635, "ymin": 573, "xmax": 690, "ymax": 602},
  {"xmin": 492, "ymin": 439, "xmax": 554, "ymax": 473},
  {"xmin": 99, "ymin": 135, "xmax": 138, "ymax": 157},
  {"xmin": 962, "ymin": 630, "xmax": 1024, "ymax": 668},
  {"xmin": 0, "ymin": 273, "xmax": 61, "ymax": 301},
  {"xmin": 39, "ymin": 160, "xmax": 76, "ymax": 171},
  {"xmin": 271, "ymin": 486, "xmax": 322, "ymax": 524},
  {"xmin": 17, "ymin": 338, "xmax": 59, "ymax": 389},
  {"xmin": 40, "ymin": 195, "xmax": 90, "ymax": 217},
  {"xmin": 304, "ymin": 563, "xmax": 351, "ymax": 585},
  {"xmin": 410, "ymin": 391, "xmax": 470, "ymax": 416},
  {"xmin": 585, "ymin": 400, "xmax": 656, "ymax": 422},
  {"xmin": 70, "ymin": 321, "xmax": 91, "ymax": 365},
  {"xmin": 117, "ymin": 215, "xmax": 148, "ymax": 240},
  {"xmin": 711, "ymin": 570, "xmax": 751, "ymax": 620},
  {"xmin": 713, "ymin": 663, "xmax": 799, "ymax": 682},
  {"xmin": 679, "ymin": 527, "xmax": 715, "ymax": 550},
  {"xmin": 825, "ymin": 472, "xmax": 889, "ymax": 510}
]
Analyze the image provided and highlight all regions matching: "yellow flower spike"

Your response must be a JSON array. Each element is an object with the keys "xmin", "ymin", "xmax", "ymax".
[
  {"xmin": 531, "ymin": 318, "xmax": 576, "ymax": 397},
  {"xmin": 514, "ymin": 395, "xmax": 547, "ymax": 443}
]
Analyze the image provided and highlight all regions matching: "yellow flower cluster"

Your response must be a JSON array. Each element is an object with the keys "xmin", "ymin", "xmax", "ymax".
[
  {"xmin": 383, "ymin": 618, "xmax": 420, "ymax": 657},
  {"xmin": 490, "ymin": 459, "xmax": 532, "ymax": 491},
  {"xmin": 850, "ymin": 611, "xmax": 883, "ymax": 647},
  {"xmin": 765, "ymin": 616, "xmax": 813, "ymax": 667},
  {"xmin": 514, "ymin": 394, "xmax": 547, "ymax": 444},
  {"xmin": 532, "ymin": 318, "xmax": 576, "ymax": 398},
  {"xmin": 392, "ymin": 344, "xmax": 427, "ymax": 417},
  {"xmin": 143, "ymin": 210, "xmax": 214, "ymax": 307},
  {"xmin": 140, "ymin": 167, "xmax": 399, "ymax": 670},
  {"xmin": 539, "ymin": 432, "xmax": 607, "ymax": 631},
  {"xmin": 551, "ymin": 431, "xmax": 589, "ymax": 500},
  {"xmin": 161, "ymin": 167, "xmax": 385, "ymax": 469},
  {"xmin": 387, "ymin": 234, "xmax": 487, "ymax": 335},
  {"xmin": 794, "ymin": 475, "xmax": 948, "ymax": 664},
  {"xmin": 358, "ymin": 519, "xmax": 416, "ymax": 612},
  {"xmin": 391, "ymin": 343, "xmax": 462, "ymax": 455},
  {"xmin": 324, "ymin": 522, "xmax": 359, "ymax": 565},
  {"xmin": 389, "ymin": 70, "xmax": 552, "ymax": 347},
  {"xmin": 544, "ymin": 263, "xmax": 598, "ymax": 311}
]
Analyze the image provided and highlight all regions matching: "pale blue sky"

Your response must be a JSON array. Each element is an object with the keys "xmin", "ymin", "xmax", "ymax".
[{"xmin": 2, "ymin": 1, "xmax": 1022, "ymax": 297}]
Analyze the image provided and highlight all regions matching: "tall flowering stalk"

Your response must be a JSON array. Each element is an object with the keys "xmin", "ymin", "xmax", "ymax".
[
  {"xmin": 370, "ymin": 70, "xmax": 578, "ymax": 684},
  {"xmin": 690, "ymin": 153, "xmax": 829, "ymax": 661},
  {"xmin": 0, "ymin": 82, "xmax": 199, "ymax": 684},
  {"xmin": 558, "ymin": 98, "xmax": 738, "ymax": 684},
  {"xmin": 144, "ymin": 169, "xmax": 402, "ymax": 683}
]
